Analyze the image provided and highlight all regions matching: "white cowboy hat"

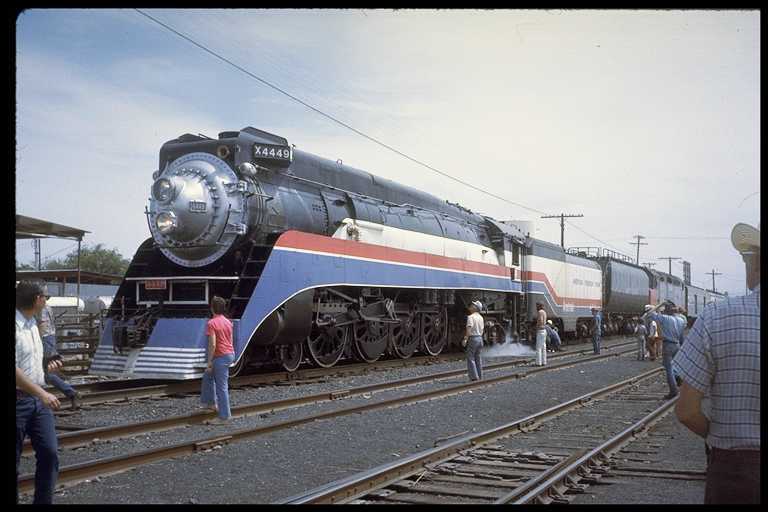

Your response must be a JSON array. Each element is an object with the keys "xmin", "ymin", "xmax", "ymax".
[
  {"xmin": 731, "ymin": 222, "xmax": 760, "ymax": 253},
  {"xmin": 471, "ymin": 300, "xmax": 483, "ymax": 310}
]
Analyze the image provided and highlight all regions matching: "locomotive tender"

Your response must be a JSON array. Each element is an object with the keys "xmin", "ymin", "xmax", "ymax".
[{"xmin": 90, "ymin": 127, "xmax": 722, "ymax": 380}]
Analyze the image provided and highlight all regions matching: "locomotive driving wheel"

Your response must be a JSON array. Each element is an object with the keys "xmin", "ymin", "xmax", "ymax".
[
  {"xmin": 305, "ymin": 324, "xmax": 348, "ymax": 368},
  {"xmin": 389, "ymin": 312, "xmax": 420, "ymax": 359},
  {"xmin": 278, "ymin": 343, "xmax": 303, "ymax": 372},
  {"xmin": 352, "ymin": 320, "xmax": 388, "ymax": 363},
  {"xmin": 420, "ymin": 308, "xmax": 448, "ymax": 356}
]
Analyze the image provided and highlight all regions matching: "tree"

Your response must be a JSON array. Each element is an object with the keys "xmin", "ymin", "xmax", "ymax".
[
  {"xmin": 16, "ymin": 260, "xmax": 35, "ymax": 270},
  {"xmin": 45, "ymin": 243, "xmax": 130, "ymax": 277}
]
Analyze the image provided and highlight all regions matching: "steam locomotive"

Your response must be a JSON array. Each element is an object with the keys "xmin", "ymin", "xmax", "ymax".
[{"xmin": 90, "ymin": 127, "xmax": 723, "ymax": 380}]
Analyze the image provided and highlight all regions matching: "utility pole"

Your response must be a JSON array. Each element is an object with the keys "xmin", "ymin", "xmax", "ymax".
[
  {"xmin": 33, "ymin": 239, "xmax": 41, "ymax": 271},
  {"xmin": 540, "ymin": 213, "xmax": 584, "ymax": 249},
  {"xmin": 642, "ymin": 262, "xmax": 657, "ymax": 269},
  {"xmin": 629, "ymin": 235, "xmax": 648, "ymax": 265},
  {"xmin": 657, "ymin": 256, "xmax": 681, "ymax": 275},
  {"xmin": 706, "ymin": 268, "xmax": 722, "ymax": 293}
]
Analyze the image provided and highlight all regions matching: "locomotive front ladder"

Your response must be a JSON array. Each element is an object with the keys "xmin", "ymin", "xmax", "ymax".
[{"xmin": 227, "ymin": 241, "xmax": 274, "ymax": 318}]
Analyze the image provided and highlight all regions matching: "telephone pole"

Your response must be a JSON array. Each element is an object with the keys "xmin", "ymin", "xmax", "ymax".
[
  {"xmin": 657, "ymin": 256, "xmax": 681, "ymax": 275},
  {"xmin": 540, "ymin": 213, "xmax": 584, "ymax": 249},
  {"xmin": 706, "ymin": 268, "xmax": 722, "ymax": 293},
  {"xmin": 629, "ymin": 235, "xmax": 648, "ymax": 265},
  {"xmin": 642, "ymin": 262, "xmax": 657, "ymax": 269}
]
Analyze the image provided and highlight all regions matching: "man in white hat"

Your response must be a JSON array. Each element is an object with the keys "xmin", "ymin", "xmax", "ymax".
[
  {"xmin": 673, "ymin": 221, "xmax": 760, "ymax": 504},
  {"xmin": 462, "ymin": 300, "xmax": 485, "ymax": 381},
  {"xmin": 534, "ymin": 303, "xmax": 548, "ymax": 365}
]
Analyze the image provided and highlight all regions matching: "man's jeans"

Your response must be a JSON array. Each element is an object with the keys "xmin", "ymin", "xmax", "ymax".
[
  {"xmin": 42, "ymin": 335, "xmax": 76, "ymax": 398},
  {"xmin": 662, "ymin": 340, "xmax": 680, "ymax": 396},
  {"xmin": 465, "ymin": 335, "xmax": 484, "ymax": 380},
  {"xmin": 535, "ymin": 329, "xmax": 547, "ymax": 366},
  {"xmin": 16, "ymin": 396, "xmax": 59, "ymax": 504},
  {"xmin": 592, "ymin": 333, "xmax": 601, "ymax": 354},
  {"xmin": 637, "ymin": 335, "xmax": 647, "ymax": 360},
  {"xmin": 200, "ymin": 353, "xmax": 235, "ymax": 419}
]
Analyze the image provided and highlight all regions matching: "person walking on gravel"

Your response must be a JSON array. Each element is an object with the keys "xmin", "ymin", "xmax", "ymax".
[
  {"xmin": 534, "ymin": 303, "xmax": 548, "ymax": 365},
  {"xmin": 642, "ymin": 300, "xmax": 686, "ymax": 399},
  {"xmin": 15, "ymin": 281, "xmax": 62, "ymax": 504},
  {"xmin": 200, "ymin": 295, "xmax": 236, "ymax": 423},
  {"xmin": 35, "ymin": 286, "xmax": 80, "ymax": 408},
  {"xmin": 462, "ymin": 300, "xmax": 485, "ymax": 381},
  {"xmin": 634, "ymin": 316, "xmax": 648, "ymax": 360},
  {"xmin": 590, "ymin": 308, "xmax": 602, "ymax": 355},
  {"xmin": 673, "ymin": 222, "xmax": 760, "ymax": 504}
]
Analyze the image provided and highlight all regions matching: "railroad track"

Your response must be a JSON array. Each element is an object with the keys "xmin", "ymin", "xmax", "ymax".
[
  {"xmin": 279, "ymin": 367, "xmax": 673, "ymax": 504},
  {"xmin": 27, "ymin": 339, "xmax": 637, "ymax": 455},
  {"xmin": 19, "ymin": 340, "xmax": 638, "ymax": 494},
  {"xmin": 55, "ymin": 336, "xmax": 632, "ymax": 410},
  {"xmin": 53, "ymin": 353, "xmax": 466, "ymax": 410}
]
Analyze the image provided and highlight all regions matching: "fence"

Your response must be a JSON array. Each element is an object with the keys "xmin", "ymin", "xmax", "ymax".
[{"xmin": 54, "ymin": 312, "xmax": 101, "ymax": 376}]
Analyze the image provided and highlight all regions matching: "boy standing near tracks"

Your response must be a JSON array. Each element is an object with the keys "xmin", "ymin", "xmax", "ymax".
[
  {"xmin": 462, "ymin": 300, "xmax": 485, "ymax": 381},
  {"xmin": 200, "ymin": 295, "xmax": 236, "ymax": 423}
]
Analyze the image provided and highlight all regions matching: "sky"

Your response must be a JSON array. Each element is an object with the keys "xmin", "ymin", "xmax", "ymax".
[{"xmin": 15, "ymin": 9, "xmax": 760, "ymax": 296}]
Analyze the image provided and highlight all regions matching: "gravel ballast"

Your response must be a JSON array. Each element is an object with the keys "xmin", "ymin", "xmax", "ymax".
[{"xmin": 19, "ymin": 344, "xmax": 667, "ymax": 504}]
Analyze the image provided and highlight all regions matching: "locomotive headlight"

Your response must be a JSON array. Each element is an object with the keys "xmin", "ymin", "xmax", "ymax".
[
  {"xmin": 155, "ymin": 211, "xmax": 177, "ymax": 234},
  {"xmin": 152, "ymin": 178, "xmax": 175, "ymax": 203}
]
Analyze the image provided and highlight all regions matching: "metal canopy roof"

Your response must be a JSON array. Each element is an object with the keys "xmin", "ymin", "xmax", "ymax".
[
  {"xmin": 15, "ymin": 214, "xmax": 90, "ymax": 241},
  {"xmin": 15, "ymin": 269, "xmax": 122, "ymax": 285}
]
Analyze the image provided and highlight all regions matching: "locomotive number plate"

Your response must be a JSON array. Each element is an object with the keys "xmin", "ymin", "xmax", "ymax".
[
  {"xmin": 189, "ymin": 200, "xmax": 207, "ymax": 213},
  {"xmin": 144, "ymin": 279, "xmax": 167, "ymax": 290},
  {"xmin": 253, "ymin": 143, "xmax": 292, "ymax": 162}
]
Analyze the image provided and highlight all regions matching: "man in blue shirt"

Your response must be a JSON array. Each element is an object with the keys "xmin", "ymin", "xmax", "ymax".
[
  {"xmin": 591, "ymin": 308, "xmax": 602, "ymax": 354},
  {"xmin": 642, "ymin": 300, "xmax": 686, "ymax": 399},
  {"xmin": 544, "ymin": 320, "xmax": 562, "ymax": 352}
]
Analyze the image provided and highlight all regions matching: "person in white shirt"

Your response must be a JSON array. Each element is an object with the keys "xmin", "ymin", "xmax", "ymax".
[
  {"xmin": 462, "ymin": 300, "xmax": 485, "ymax": 381},
  {"xmin": 16, "ymin": 281, "xmax": 62, "ymax": 504},
  {"xmin": 535, "ymin": 303, "xmax": 548, "ymax": 366}
]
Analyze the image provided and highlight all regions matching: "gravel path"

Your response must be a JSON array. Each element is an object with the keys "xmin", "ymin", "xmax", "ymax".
[{"xmin": 20, "ymin": 341, "xmax": 662, "ymax": 504}]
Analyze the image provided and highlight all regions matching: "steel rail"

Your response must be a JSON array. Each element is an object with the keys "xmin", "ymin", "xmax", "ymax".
[
  {"xmin": 278, "ymin": 365, "xmax": 664, "ymax": 504},
  {"xmin": 19, "ymin": 345, "xmax": 639, "ymax": 493},
  {"xmin": 28, "ymin": 339, "xmax": 636, "ymax": 457},
  {"xmin": 58, "ymin": 336, "xmax": 633, "ymax": 409},
  {"xmin": 54, "ymin": 354, "xmax": 465, "ymax": 409},
  {"xmin": 31, "ymin": 340, "xmax": 636, "ymax": 455},
  {"xmin": 504, "ymin": 395, "xmax": 678, "ymax": 504}
]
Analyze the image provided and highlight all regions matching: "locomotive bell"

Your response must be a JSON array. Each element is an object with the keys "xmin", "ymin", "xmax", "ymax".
[{"xmin": 148, "ymin": 152, "xmax": 250, "ymax": 268}]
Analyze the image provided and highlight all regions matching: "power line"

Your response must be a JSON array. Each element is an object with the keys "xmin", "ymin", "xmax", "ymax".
[
  {"xmin": 134, "ymin": 9, "xmax": 549, "ymax": 219},
  {"xmin": 134, "ymin": 9, "xmax": 637, "ymax": 255},
  {"xmin": 657, "ymin": 256, "xmax": 681, "ymax": 275}
]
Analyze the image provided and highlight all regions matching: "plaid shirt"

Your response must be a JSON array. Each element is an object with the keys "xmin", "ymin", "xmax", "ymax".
[{"xmin": 672, "ymin": 284, "xmax": 760, "ymax": 450}]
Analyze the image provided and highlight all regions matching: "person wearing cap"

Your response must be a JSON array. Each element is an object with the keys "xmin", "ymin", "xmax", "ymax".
[
  {"xmin": 642, "ymin": 300, "xmax": 686, "ymax": 399},
  {"xmin": 672, "ymin": 222, "xmax": 760, "ymax": 504},
  {"xmin": 462, "ymin": 300, "xmax": 485, "ymax": 381},
  {"xmin": 35, "ymin": 288, "xmax": 80, "ymax": 408},
  {"xmin": 644, "ymin": 305, "xmax": 661, "ymax": 360},
  {"xmin": 590, "ymin": 308, "xmax": 602, "ymax": 355},
  {"xmin": 633, "ymin": 316, "xmax": 648, "ymax": 361},
  {"xmin": 15, "ymin": 281, "xmax": 62, "ymax": 504},
  {"xmin": 533, "ymin": 303, "xmax": 548, "ymax": 365},
  {"xmin": 544, "ymin": 320, "xmax": 562, "ymax": 352}
]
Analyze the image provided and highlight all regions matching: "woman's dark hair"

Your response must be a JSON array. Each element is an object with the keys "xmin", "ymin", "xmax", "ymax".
[
  {"xmin": 210, "ymin": 295, "xmax": 227, "ymax": 315},
  {"xmin": 16, "ymin": 281, "xmax": 45, "ymax": 310}
]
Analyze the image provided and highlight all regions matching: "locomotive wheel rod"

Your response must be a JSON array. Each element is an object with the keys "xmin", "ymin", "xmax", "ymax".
[
  {"xmin": 19, "ymin": 343, "xmax": 638, "ymax": 493},
  {"xmin": 279, "ymin": 366, "xmax": 665, "ymax": 504},
  {"xmin": 28, "ymin": 339, "xmax": 637, "ymax": 455}
]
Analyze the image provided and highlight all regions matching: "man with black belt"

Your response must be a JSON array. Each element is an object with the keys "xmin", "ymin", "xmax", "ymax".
[
  {"xmin": 461, "ymin": 300, "xmax": 485, "ymax": 381},
  {"xmin": 642, "ymin": 300, "xmax": 686, "ymax": 399},
  {"xmin": 16, "ymin": 281, "xmax": 62, "ymax": 504},
  {"xmin": 673, "ymin": 222, "xmax": 760, "ymax": 504}
]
